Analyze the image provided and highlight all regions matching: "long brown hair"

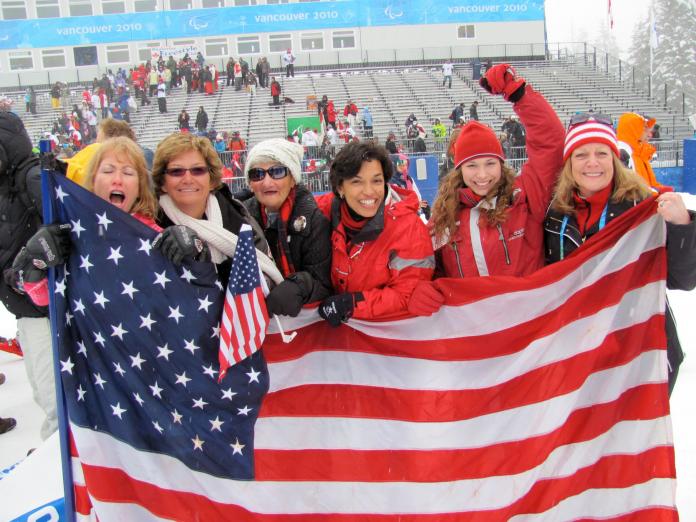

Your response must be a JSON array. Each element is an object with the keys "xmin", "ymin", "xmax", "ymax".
[
  {"xmin": 430, "ymin": 161, "xmax": 517, "ymax": 243},
  {"xmin": 551, "ymin": 154, "xmax": 652, "ymax": 215}
]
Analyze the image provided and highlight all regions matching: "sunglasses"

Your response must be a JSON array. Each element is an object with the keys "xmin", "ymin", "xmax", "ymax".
[
  {"xmin": 248, "ymin": 165, "xmax": 289, "ymax": 182},
  {"xmin": 164, "ymin": 166, "xmax": 209, "ymax": 177},
  {"xmin": 569, "ymin": 113, "xmax": 613, "ymax": 127}
]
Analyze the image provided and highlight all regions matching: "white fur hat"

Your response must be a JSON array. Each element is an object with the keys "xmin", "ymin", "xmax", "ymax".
[{"xmin": 244, "ymin": 138, "xmax": 305, "ymax": 184}]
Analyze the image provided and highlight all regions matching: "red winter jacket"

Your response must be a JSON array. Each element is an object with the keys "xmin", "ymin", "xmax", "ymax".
[
  {"xmin": 317, "ymin": 186, "xmax": 435, "ymax": 320},
  {"xmin": 343, "ymin": 103, "xmax": 358, "ymax": 117},
  {"xmin": 436, "ymin": 86, "xmax": 565, "ymax": 278}
]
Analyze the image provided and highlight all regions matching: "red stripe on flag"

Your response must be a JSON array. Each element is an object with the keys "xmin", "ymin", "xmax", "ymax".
[{"xmin": 260, "ymin": 317, "xmax": 666, "ymax": 421}]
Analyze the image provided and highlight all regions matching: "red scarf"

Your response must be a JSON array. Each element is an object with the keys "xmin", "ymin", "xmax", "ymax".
[
  {"xmin": 573, "ymin": 184, "xmax": 613, "ymax": 236},
  {"xmin": 339, "ymin": 200, "xmax": 369, "ymax": 243},
  {"xmin": 260, "ymin": 188, "xmax": 296, "ymax": 277},
  {"xmin": 458, "ymin": 187, "xmax": 483, "ymax": 208}
]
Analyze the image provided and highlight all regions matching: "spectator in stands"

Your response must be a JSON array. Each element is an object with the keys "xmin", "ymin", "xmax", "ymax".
[
  {"xmin": 498, "ymin": 132, "xmax": 512, "ymax": 159},
  {"xmin": 226, "ymin": 57, "xmax": 235, "ymax": 87},
  {"xmin": 233, "ymin": 60, "xmax": 243, "ymax": 91},
  {"xmin": 469, "ymin": 100, "xmax": 479, "ymax": 121},
  {"xmin": 301, "ymin": 127, "xmax": 320, "ymax": 158},
  {"xmin": 439, "ymin": 127, "xmax": 461, "ymax": 181},
  {"xmin": 271, "ymin": 76, "xmax": 282, "ymax": 107},
  {"xmin": 152, "ymin": 132, "xmax": 270, "ymax": 287},
  {"xmin": 314, "ymin": 141, "xmax": 435, "ymax": 325},
  {"xmin": 651, "ymin": 123, "xmax": 661, "ymax": 140},
  {"xmin": 50, "ymin": 82, "xmax": 61, "ymax": 109},
  {"xmin": 149, "ymin": 67, "xmax": 159, "ymax": 98},
  {"xmin": 432, "ymin": 118, "xmax": 447, "ymax": 149},
  {"xmin": 178, "ymin": 109, "xmax": 190, "ymax": 132},
  {"xmin": 246, "ymin": 70, "xmax": 258, "ymax": 96},
  {"xmin": 544, "ymin": 114, "xmax": 696, "ymax": 394},
  {"xmin": 413, "ymin": 134, "xmax": 427, "ymax": 153},
  {"xmin": 341, "ymin": 120, "xmax": 357, "ymax": 143},
  {"xmin": 182, "ymin": 61, "xmax": 193, "ymax": 94},
  {"xmin": 243, "ymin": 138, "xmax": 332, "ymax": 317},
  {"xmin": 616, "ymin": 112, "xmax": 667, "ymax": 190},
  {"xmin": 442, "ymin": 60, "xmax": 453, "ymax": 88},
  {"xmin": 157, "ymin": 80, "xmax": 167, "ymax": 113},
  {"xmin": 449, "ymin": 102, "xmax": 465, "ymax": 127},
  {"xmin": 196, "ymin": 51, "xmax": 205, "ymax": 68},
  {"xmin": 385, "ymin": 131, "xmax": 399, "ymax": 154},
  {"xmin": 195, "ymin": 106, "xmax": 209, "ymax": 133},
  {"xmin": 344, "ymin": 99, "xmax": 359, "ymax": 129},
  {"xmin": 361, "ymin": 106, "xmax": 374, "ymax": 138},
  {"xmin": 63, "ymin": 118, "xmax": 139, "ymax": 187},
  {"xmin": 228, "ymin": 131, "xmax": 246, "ymax": 154},
  {"xmin": 426, "ymin": 63, "xmax": 564, "ymax": 284},
  {"xmin": 214, "ymin": 133, "xmax": 226, "ymax": 153},
  {"xmin": 259, "ymin": 57, "xmax": 271, "ymax": 88},
  {"xmin": 282, "ymin": 49, "xmax": 296, "ymax": 78},
  {"xmin": 405, "ymin": 113, "xmax": 417, "ymax": 128},
  {"xmin": 25, "ymin": 87, "xmax": 37, "ymax": 115}
]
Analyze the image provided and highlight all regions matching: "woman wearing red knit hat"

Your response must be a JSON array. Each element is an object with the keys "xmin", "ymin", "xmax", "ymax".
[
  {"xmin": 544, "ymin": 114, "xmax": 696, "ymax": 395},
  {"xmin": 408, "ymin": 64, "xmax": 564, "ymax": 317}
]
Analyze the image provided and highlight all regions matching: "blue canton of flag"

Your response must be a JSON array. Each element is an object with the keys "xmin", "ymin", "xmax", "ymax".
[
  {"xmin": 47, "ymin": 172, "xmax": 269, "ymax": 516},
  {"xmin": 218, "ymin": 224, "xmax": 269, "ymax": 381}
]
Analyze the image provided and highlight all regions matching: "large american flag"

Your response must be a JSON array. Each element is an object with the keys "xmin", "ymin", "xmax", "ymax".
[
  {"xmin": 218, "ymin": 224, "xmax": 269, "ymax": 381},
  {"xmin": 49, "ymin": 171, "xmax": 677, "ymax": 520}
]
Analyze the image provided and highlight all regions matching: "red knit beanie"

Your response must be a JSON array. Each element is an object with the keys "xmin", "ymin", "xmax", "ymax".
[
  {"xmin": 563, "ymin": 120, "xmax": 619, "ymax": 162},
  {"xmin": 454, "ymin": 121, "xmax": 505, "ymax": 169}
]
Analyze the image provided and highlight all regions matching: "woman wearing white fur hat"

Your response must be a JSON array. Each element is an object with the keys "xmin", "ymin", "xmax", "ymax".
[{"xmin": 243, "ymin": 138, "xmax": 333, "ymax": 317}]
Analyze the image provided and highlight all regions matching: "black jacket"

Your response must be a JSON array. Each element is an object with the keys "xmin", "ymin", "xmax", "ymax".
[
  {"xmin": 244, "ymin": 185, "xmax": 332, "ymax": 304},
  {"xmin": 157, "ymin": 184, "xmax": 269, "ymax": 288},
  {"xmin": 0, "ymin": 112, "xmax": 45, "ymax": 318},
  {"xmin": 544, "ymin": 199, "xmax": 696, "ymax": 394},
  {"xmin": 195, "ymin": 110, "xmax": 208, "ymax": 131}
]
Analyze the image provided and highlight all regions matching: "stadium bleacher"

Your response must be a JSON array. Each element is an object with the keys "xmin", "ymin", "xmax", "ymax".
[{"xmin": 8, "ymin": 57, "xmax": 693, "ymax": 154}]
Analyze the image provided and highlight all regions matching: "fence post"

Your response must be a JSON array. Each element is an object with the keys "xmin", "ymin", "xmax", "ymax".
[
  {"xmin": 632, "ymin": 67, "xmax": 635, "ymax": 89},
  {"xmin": 605, "ymin": 52, "xmax": 609, "ymax": 74},
  {"xmin": 683, "ymin": 92, "xmax": 686, "ymax": 116},
  {"xmin": 583, "ymin": 42, "xmax": 587, "ymax": 65},
  {"xmin": 648, "ymin": 75, "xmax": 651, "ymax": 98},
  {"xmin": 664, "ymin": 84, "xmax": 668, "ymax": 108},
  {"xmin": 592, "ymin": 47, "xmax": 596, "ymax": 69},
  {"xmin": 618, "ymin": 59, "xmax": 622, "ymax": 81}
]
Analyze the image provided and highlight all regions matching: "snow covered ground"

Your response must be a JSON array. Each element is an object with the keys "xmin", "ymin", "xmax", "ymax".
[{"xmin": 1, "ymin": 195, "xmax": 695, "ymax": 518}]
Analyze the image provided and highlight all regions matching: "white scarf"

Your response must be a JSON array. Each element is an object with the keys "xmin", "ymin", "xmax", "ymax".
[{"xmin": 159, "ymin": 194, "xmax": 283, "ymax": 285}]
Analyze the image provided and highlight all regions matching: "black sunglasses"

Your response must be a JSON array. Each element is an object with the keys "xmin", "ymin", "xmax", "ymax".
[
  {"xmin": 248, "ymin": 165, "xmax": 289, "ymax": 182},
  {"xmin": 569, "ymin": 113, "xmax": 613, "ymax": 127},
  {"xmin": 164, "ymin": 166, "xmax": 209, "ymax": 177}
]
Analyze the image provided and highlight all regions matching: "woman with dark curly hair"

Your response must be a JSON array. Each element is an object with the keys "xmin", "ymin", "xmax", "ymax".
[
  {"xmin": 315, "ymin": 141, "xmax": 435, "ymax": 326},
  {"xmin": 428, "ymin": 63, "xmax": 564, "ymax": 280}
]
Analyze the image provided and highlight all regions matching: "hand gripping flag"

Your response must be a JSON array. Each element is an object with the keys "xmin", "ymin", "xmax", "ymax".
[
  {"xmin": 218, "ymin": 223, "xmax": 269, "ymax": 381},
  {"xmin": 50, "ymin": 168, "xmax": 677, "ymax": 521}
]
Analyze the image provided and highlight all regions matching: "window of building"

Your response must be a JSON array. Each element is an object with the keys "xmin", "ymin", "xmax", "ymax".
[
  {"xmin": 202, "ymin": 0, "xmax": 225, "ymax": 7},
  {"xmin": 8, "ymin": 50, "xmax": 33, "ymax": 71},
  {"xmin": 172, "ymin": 39, "xmax": 194, "ymax": 46},
  {"xmin": 457, "ymin": 25, "xmax": 475, "ymax": 39},
  {"xmin": 43, "ymin": 49, "xmax": 67, "ymax": 69},
  {"xmin": 269, "ymin": 33, "xmax": 292, "ymax": 53},
  {"xmin": 2, "ymin": 1, "xmax": 27, "ymax": 19},
  {"xmin": 237, "ymin": 35, "xmax": 260, "ymax": 55},
  {"xmin": 138, "ymin": 42, "xmax": 162, "ymax": 62},
  {"xmin": 169, "ymin": 0, "xmax": 191, "ymax": 9},
  {"xmin": 205, "ymin": 38, "xmax": 228, "ymax": 57},
  {"xmin": 332, "ymin": 30, "xmax": 355, "ymax": 49},
  {"xmin": 133, "ymin": 0, "xmax": 157, "ymax": 12},
  {"xmin": 73, "ymin": 46, "xmax": 98, "ymax": 66},
  {"xmin": 106, "ymin": 44, "xmax": 130, "ymax": 64},
  {"xmin": 69, "ymin": 0, "xmax": 93, "ymax": 16},
  {"xmin": 36, "ymin": 0, "xmax": 60, "ymax": 17},
  {"xmin": 101, "ymin": 0, "xmax": 126, "ymax": 14},
  {"xmin": 266, "ymin": 0, "xmax": 289, "ymax": 4},
  {"xmin": 234, "ymin": 0, "xmax": 257, "ymax": 5},
  {"xmin": 301, "ymin": 32, "xmax": 323, "ymax": 51}
]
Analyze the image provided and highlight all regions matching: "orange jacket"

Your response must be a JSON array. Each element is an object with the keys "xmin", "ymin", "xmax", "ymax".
[{"xmin": 616, "ymin": 113, "xmax": 664, "ymax": 189}]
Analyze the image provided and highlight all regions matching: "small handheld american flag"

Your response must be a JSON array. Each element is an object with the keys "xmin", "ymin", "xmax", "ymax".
[{"xmin": 218, "ymin": 224, "xmax": 269, "ymax": 381}]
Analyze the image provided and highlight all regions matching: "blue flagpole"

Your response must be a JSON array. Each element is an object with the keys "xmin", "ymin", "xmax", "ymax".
[{"xmin": 39, "ymin": 139, "xmax": 76, "ymax": 522}]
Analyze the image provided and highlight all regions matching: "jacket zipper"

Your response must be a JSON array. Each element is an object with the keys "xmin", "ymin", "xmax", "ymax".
[
  {"xmin": 497, "ymin": 225, "xmax": 511, "ymax": 265},
  {"xmin": 450, "ymin": 242, "xmax": 464, "ymax": 278}
]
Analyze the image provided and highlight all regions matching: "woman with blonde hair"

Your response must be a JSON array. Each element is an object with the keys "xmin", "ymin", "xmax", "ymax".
[{"xmin": 544, "ymin": 114, "xmax": 696, "ymax": 394}]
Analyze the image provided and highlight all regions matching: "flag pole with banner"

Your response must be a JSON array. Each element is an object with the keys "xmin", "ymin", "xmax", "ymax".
[{"xmin": 39, "ymin": 143, "xmax": 75, "ymax": 522}]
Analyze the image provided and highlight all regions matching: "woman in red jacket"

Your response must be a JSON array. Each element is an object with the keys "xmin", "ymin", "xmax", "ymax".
[
  {"xmin": 429, "ymin": 64, "xmax": 564, "ymax": 280},
  {"xmin": 315, "ymin": 141, "xmax": 435, "ymax": 326}
]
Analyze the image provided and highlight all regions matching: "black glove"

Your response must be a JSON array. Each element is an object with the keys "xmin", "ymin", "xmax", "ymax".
[
  {"xmin": 152, "ymin": 225, "xmax": 208, "ymax": 265},
  {"xmin": 265, "ymin": 278, "xmax": 304, "ymax": 317},
  {"xmin": 11, "ymin": 224, "xmax": 72, "ymax": 283},
  {"xmin": 318, "ymin": 293, "xmax": 363, "ymax": 327}
]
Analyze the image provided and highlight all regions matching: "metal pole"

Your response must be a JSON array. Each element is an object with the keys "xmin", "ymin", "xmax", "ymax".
[
  {"xmin": 683, "ymin": 92, "xmax": 686, "ymax": 116},
  {"xmin": 605, "ymin": 52, "xmax": 609, "ymax": 74},
  {"xmin": 619, "ymin": 60, "xmax": 622, "ymax": 81},
  {"xmin": 648, "ymin": 75, "xmax": 651, "ymax": 98},
  {"xmin": 664, "ymin": 84, "xmax": 668, "ymax": 108}
]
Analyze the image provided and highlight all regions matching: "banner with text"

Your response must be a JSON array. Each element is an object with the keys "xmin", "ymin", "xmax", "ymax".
[{"xmin": 0, "ymin": 0, "xmax": 544, "ymax": 50}]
